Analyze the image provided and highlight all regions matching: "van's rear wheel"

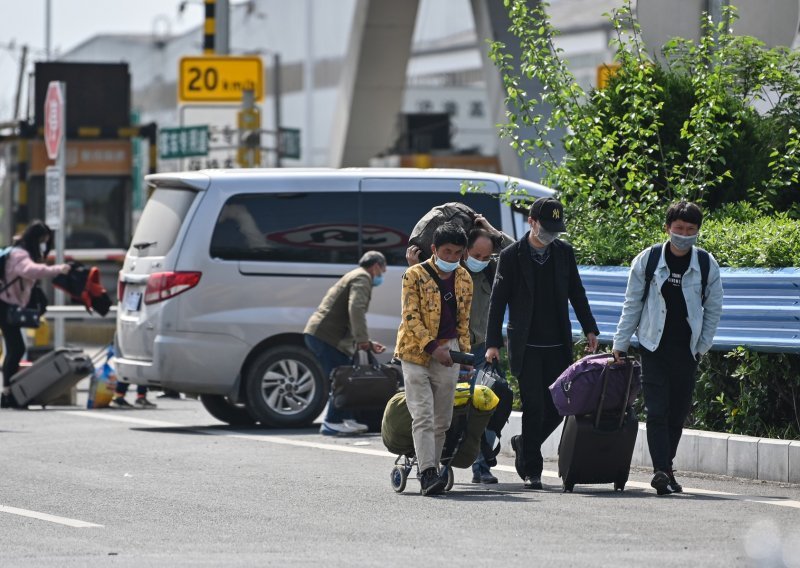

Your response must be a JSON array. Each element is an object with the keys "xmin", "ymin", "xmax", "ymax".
[
  {"xmin": 200, "ymin": 394, "xmax": 257, "ymax": 426},
  {"xmin": 244, "ymin": 346, "xmax": 327, "ymax": 428}
]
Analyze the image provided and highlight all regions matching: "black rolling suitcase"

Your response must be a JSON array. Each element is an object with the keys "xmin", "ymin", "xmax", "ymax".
[
  {"xmin": 557, "ymin": 358, "xmax": 639, "ymax": 493},
  {"xmin": 9, "ymin": 348, "xmax": 94, "ymax": 407}
]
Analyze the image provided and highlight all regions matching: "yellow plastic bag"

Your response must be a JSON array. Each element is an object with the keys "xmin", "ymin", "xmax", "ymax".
[
  {"xmin": 453, "ymin": 382, "xmax": 471, "ymax": 407},
  {"xmin": 472, "ymin": 385, "xmax": 499, "ymax": 411}
]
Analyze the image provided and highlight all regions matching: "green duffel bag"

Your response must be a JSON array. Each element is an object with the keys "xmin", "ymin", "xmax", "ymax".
[
  {"xmin": 447, "ymin": 406, "xmax": 494, "ymax": 469},
  {"xmin": 381, "ymin": 391, "xmax": 495, "ymax": 467},
  {"xmin": 381, "ymin": 391, "xmax": 414, "ymax": 456}
]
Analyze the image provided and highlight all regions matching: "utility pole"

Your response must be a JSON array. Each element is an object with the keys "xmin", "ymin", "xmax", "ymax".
[
  {"xmin": 13, "ymin": 45, "xmax": 28, "ymax": 121},
  {"xmin": 217, "ymin": 0, "xmax": 229, "ymax": 55},
  {"xmin": 45, "ymin": 0, "xmax": 52, "ymax": 60}
]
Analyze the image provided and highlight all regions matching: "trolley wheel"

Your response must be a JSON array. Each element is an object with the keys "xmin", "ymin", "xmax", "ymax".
[
  {"xmin": 390, "ymin": 465, "xmax": 408, "ymax": 493},
  {"xmin": 444, "ymin": 467, "xmax": 455, "ymax": 492},
  {"xmin": 562, "ymin": 481, "xmax": 575, "ymax": 493},
  {"xmin": 614, "ymin": 481, "xmax": 625, "ymax": 491}
]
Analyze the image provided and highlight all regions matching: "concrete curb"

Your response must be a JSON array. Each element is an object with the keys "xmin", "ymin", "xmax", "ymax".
[{"xmin": 502, "ymin": 411, "xmax": 799, "ymax": 484}]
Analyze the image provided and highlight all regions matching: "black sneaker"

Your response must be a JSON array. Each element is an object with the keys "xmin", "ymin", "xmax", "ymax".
[
  {"xmin": 134, "ymin": 397, "xmax": 157, "ymax": 409},
  {"xmin": 510, "ymin": 435, "xmax": 525, "ymax": 480},
  {"xmin": 651, "ymin": 470, "xmax": 675, "ymax": 496},
  {"xmin": 109, "ymin": 397, "xmax": 134, "ymax": 409},
  {"xmin": 667, "ymin": 470, "xmax": 683, "ymax": 493},
  {"xmin": 472, "ymin": 471, "xmax": 498, "ymax": 484},
  {"xmin": 420, "ymin": 468, "xmax": 446, "ymax": 496},
  {"xmin": 524, "ymin": 475, "xmax": 543, "ymax": 490}
]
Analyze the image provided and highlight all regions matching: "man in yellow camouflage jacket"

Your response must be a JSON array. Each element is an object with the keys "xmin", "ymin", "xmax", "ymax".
[{"xmin": 395, "ymin": 222, "xmax": 473, "ymax": 496}]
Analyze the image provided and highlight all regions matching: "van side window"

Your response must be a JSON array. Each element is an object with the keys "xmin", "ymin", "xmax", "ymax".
[
  {"xmin": 359, "ymin": 192, "xmax": 503, "ymax": 266},
  {"xmin": 210, "ymin": 192, "xmax": 360, "ymax": 264}
]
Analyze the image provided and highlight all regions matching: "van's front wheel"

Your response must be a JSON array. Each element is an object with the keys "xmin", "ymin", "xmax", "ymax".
[
  {"xmin": 244, "ymin": 346, "xmax": 328, "ymax": 428},
  {"xmin": 200, "ymin": 394, "xmax": 257, "ymax": 426}
]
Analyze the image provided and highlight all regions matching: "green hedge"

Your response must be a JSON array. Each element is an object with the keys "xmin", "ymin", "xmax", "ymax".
[{"xmin": 566, "ymin": 201, "xmax": 800, "ymax": 269}]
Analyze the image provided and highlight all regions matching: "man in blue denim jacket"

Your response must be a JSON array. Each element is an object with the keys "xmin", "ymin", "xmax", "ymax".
[{"xmin": 613, "ymin": 201, "xmax": 723, "ymax": 496}]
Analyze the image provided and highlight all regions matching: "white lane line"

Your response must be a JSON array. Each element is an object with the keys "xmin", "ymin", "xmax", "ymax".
[
  {"xmin": 0, "ymin": 505, "xmax": 103, "ymax": 528},
  {"xmin": 66, "ymin": 411, "xmax": 179, "ymax": 428},
  {"xmin": 63, "ymin": 412, "xmax": 800, "ymax": 509}
]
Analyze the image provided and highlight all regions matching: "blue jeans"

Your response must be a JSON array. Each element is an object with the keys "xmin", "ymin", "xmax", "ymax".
[{"xmin": 303, "ymin": 334, "xmax": 353, "ymax": 424}]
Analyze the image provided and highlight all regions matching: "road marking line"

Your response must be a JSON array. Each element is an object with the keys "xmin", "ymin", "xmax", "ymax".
[
  {"xmin": 62, "ymin": 412, "xmax": 800, "ymax": 509},
  {"xmin": 0, "ymin": 505, "xmax": 103, "ymax": 528},
  {"xmin": 67, "ymin": 411, "xmax": 181, "ymax": 428}
]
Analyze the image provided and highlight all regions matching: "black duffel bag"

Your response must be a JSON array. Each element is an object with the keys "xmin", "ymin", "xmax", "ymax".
[{"xmin": 331, "ymin": 351, "xmax": 402, "ymax": 410}]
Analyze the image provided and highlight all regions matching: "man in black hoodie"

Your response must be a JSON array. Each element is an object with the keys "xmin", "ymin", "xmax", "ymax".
[{"xmin": 485, "ymin": 197, "xmax": 599, "ymax": 489}]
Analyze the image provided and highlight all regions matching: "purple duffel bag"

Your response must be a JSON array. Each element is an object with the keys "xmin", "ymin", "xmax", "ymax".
[{"xmin": 549, "ymin": 353, "xmax": 641, "ymax": 417}]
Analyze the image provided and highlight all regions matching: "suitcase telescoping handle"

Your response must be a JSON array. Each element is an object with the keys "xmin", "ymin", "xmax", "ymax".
[
  {"xmin": 592, "ymin": 356, "xmax": 637, "ymax": 430},
  {"xmin": 618, "ymin": 356, "xmax": 636, "ymax": 429}
]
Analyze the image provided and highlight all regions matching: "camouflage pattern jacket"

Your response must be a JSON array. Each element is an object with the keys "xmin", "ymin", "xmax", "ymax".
[{"xmin": 395, "ymin": 258, "xmax": 473, "ymax": 366}]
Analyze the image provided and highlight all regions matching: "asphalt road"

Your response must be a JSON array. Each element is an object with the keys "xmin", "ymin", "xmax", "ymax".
[{"xmin": 2, "ymin": 396, "xmax": 799, "ymax": 568}]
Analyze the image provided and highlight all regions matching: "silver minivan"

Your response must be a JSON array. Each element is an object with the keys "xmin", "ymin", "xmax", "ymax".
[{"xmin": 115, "ymin": 168, "xmax": 553, "ymax": 426}]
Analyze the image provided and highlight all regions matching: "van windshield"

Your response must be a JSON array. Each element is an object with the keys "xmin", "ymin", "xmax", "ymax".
[{"xmin": 130, "ymin": 188, "xmax": 198, "ymax": 257}]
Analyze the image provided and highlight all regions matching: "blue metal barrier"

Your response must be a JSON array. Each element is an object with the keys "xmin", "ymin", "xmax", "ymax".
[{"xmin": 571, "ymin": 266, "xmax": 800, "ymax": 354}]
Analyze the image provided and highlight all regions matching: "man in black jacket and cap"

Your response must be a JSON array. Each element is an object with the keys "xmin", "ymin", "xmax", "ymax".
[{"xmin": 485, "ymin": 197, "xmax": 599, "ymax": 489}]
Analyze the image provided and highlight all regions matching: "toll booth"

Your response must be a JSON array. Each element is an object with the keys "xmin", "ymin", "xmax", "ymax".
[{"xmin": 0, "ymin": 62, "xmax": 157, "ymax": 299}]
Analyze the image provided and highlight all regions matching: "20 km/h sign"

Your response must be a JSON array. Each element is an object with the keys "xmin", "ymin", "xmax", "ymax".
[{"xmin": 179, "ymin": 56, "xmax": 264, "ymax": 103}]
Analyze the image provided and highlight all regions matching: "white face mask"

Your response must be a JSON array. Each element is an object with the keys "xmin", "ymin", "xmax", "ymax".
[
  {"xmin": 531, "ymin": 223, "xmax": 557, "ymax": 246},
  {"xmin": 669, "ymin": 231, "xmax": 698, "ymax": 251},
  {"xmin": 39, "ymin": 242, "xmax": 48, "ymax": 255}
]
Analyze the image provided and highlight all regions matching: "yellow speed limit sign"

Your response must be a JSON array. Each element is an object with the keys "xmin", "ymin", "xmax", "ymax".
[{"xmin": 179, "ymin": 56, "xmax": 264, "ymax": 103}]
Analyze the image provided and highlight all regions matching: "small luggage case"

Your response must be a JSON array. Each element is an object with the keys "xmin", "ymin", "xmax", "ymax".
[
  {"xmin": 10, "ymin": 348, "xmax": 94, "ymax": 407},
  {"xmin": 557, "ymin": 358, "xmax": 639, "ymax": 493}
]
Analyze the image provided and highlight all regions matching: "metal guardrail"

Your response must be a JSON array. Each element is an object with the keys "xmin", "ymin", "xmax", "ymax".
[
  {"xmin": 43, "ymin": 268, "xmax": 800, "ymax": 354},
  {"xmin": 572, "ymin": 267, "xmax": 800, "ymax": 354}
]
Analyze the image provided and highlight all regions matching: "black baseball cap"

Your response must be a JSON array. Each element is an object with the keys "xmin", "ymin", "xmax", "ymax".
[{"xmin": 529, "ymin": 197, "xmax": 566, "ymax": 232}]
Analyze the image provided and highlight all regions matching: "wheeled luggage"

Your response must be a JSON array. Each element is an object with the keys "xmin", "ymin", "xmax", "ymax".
[
  {"xmin": 549, "ymin": 353, "xmax": 641, "ymax": 416},
  {"xmin": 557, "ymin": 357, "xmax": 639, "ymax": 492},
  {"xmin": 383, "ymin": 373, "xmax": 500, "ymax": 493},
  {"xmin": 9, "ymin": 348, "xmax": 94, "ymax": 406}
]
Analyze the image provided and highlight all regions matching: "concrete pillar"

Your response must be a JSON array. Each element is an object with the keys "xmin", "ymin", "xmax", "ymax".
[
  {"xmin": 470, "ymin": 0, "xmax": 565, "ymax": 182},
  {"xmin": 328, "ymin": 0, "xmax": 420, "ymax": 167}
]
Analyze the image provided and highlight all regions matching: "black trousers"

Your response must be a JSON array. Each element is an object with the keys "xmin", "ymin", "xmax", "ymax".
[
  {"xmin": 0, "ymin": 302, "xmax": 25, "ymax": 387},
  {"xmin": 640, "ymin": 344, "xmax": 699, "ymax": 472},
  {"xmin": 517, "ymin": 346, "xmax": 571, "ymax": 476}
]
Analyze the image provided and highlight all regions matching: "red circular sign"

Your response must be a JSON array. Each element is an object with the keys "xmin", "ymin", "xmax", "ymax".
[{"xmin": 44, "ymin": 82, "xmax": 64, "ymax": 160}]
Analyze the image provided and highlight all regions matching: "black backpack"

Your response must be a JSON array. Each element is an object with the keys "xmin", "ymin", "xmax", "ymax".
[{"xmin": 642, "ymin": 243, "xmax": 710, "ymax": 305}]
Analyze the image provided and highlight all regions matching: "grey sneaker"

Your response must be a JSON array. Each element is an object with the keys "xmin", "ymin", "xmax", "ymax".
[
  {"xmin": 134, "ymin": 397, "xmax": 157, "ymax": 409},
  {"xmin": 342, "ymin": 419, "xmax": 368, "ymax": 433},
  {"xmin": 320, "ymin": 421, "xmax": 362, "ymax": 436}
]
